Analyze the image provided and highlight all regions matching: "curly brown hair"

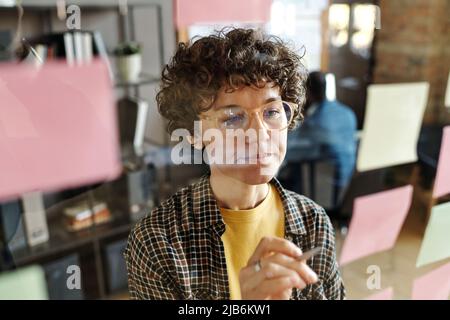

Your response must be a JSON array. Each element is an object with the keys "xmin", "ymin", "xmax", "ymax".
[{"xmin": 156, "ymin": 28, "xmax": 307, "ymax": 135}]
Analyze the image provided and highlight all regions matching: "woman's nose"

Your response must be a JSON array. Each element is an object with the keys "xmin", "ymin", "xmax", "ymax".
[{"xmin": 246, "ymin": 113, "xmax": 270, "ymax": 143}]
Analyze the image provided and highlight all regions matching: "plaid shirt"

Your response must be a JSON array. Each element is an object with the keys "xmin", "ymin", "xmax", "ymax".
[{"xmin": 124, "ymin": 172, "xmax": 345, "ymax": 300}]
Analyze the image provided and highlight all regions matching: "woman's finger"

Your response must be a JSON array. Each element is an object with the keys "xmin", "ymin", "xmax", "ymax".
[
  {"xmin": 241, "ymin": 261, "xmax": 305, "ymax": 292},
  {"xmin": 247, "ymin": 236, "xmax": 302, "ymax": 266},
  {"xmin": 251, "ymin": 276, "xmax": 301, "ymax": 299},
  {"xmin": 264, "ymin": 253, "xmax": 318, "ymax": 284}
]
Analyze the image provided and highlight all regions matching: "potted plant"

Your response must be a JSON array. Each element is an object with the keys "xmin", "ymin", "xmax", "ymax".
[{"xmin": 113, "ymin": 42, "xmax": 142, "ymax": 82}]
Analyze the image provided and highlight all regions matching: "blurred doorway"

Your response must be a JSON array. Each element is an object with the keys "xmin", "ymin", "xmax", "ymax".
[{"xmin": 328, "ymin": 0, "xmax": 379, "ymax": 129}]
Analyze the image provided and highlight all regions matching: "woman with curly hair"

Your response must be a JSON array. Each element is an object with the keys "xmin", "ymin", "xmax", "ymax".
[{"xmin": 124, "ymin": 28, "xmax": 345, "ymax": 300}]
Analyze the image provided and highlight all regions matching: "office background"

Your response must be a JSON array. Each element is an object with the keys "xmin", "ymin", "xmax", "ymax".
[{"xmin": 0, "ymin": 0, "xmax": 449, "ymax": 300}]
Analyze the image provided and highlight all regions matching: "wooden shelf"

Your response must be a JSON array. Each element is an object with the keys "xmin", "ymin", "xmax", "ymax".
[
  {"xmin": 11, "ymin": 211, "xmax": 134, "ymax": 267},
  {"xmin": 114, "ymin": 73, "xmax": 160, "ymax": 87},
  {"xmin": 0, "ymin": 0, "xmax": 163, "ymax": 9}
]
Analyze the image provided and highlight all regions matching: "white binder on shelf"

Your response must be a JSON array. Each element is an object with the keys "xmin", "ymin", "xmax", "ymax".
[
  {"xmin": 63, "ymin": 32, "xmax": 75, "ymax": 65},
  {"xmin": 82, "ymin": 32, "xmax": 93, "ymax": 63},
  {"xmin": 21, "ymin": 191, "xmax": 49, "ymax": 247},
  {"xmin": 73, "ymin": 31, "xmax": 84, "ymax": 65}
]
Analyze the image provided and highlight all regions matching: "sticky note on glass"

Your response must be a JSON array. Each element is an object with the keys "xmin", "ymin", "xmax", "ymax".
[
  {"xmin": 0, "ymin": 265, "xmax": 48, "ymax": 299},
  {"xmin": 340, "ymin": 185, "xmax": 413, "ymax": 265},
  {"xmin": 416, "ymin": 202, "xmax": 450, "ymax": 267},
  {"xmin": 174, "ymin": 0, "xmax": 272, "ymax": 28},
  {"xmin": 357, "ymin": 82, "xmax": 429, "ymax": 172},
  {"xmin": 0, "ymin": 60, "xmax": 121, "ymax": 201},
  {"xmin": 433, "ymin": 126, "xmax": 450, "ymax": 198},
  {"xmin": 412, "ymin": 262, "xmax": 450, "ymax": 300},
  {"xmin": 365, "ymin": 287, "xmax": 394, "ymax": 300},
  {"xmin": 445, "ymin": 72, "xmax": 450, "ymax": 108}
]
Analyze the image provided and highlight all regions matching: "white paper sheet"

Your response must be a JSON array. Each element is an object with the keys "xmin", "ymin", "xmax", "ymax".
[{"xmin": 357, "ymin": 82, "xmax": 429, "ymax": 172}]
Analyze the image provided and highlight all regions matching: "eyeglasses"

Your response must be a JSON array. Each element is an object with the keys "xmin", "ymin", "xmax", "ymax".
[{"xmin": 201, "ymin": 100, "xmax": 296, "ymax": 131}]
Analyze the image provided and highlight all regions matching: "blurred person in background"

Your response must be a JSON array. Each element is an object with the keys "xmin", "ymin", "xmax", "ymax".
[{"xmin": 282, "ymin": 71, "xmax": 357, "ymax": 205}]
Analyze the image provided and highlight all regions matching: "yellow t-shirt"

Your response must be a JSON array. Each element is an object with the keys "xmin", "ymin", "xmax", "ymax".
[{"xmin": 220, "ymin": 183, "xmax": 285, "ymax": 300}]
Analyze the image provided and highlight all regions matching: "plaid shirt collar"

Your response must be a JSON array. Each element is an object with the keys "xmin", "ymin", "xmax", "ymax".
[{"xmin": 184, "ymin": 172, "xmax": 307, "ymax": 236}]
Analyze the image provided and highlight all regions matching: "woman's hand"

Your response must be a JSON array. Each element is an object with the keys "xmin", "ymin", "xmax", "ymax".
[{"xmin": 239, "ymin": 236, "xmax": 319, "ymax": 300}]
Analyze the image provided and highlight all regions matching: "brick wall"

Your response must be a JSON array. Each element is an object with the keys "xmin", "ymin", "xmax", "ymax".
[{"xmin": 373, "ymin": 0, "xmax": 450, "ymax": 124}]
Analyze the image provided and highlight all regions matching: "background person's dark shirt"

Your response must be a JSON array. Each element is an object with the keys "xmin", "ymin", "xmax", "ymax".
[{"xmin": 286, "ymin": 99, "xmax": 357, "ymax": 187}]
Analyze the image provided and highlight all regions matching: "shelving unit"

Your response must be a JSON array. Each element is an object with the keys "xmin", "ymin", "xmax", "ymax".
[
  {"xmin": 0, "ymin": 0, "xmax": 174, "ymax": 299},
  {"xmin": 114, "ymin": 72, "xmax": 160, "ymax": 88},
  {"xmin": 10, "ymin": 187, "xmax": 141, "ymax": 299}
]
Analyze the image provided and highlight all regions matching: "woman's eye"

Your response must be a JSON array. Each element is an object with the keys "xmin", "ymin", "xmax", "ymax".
[
  {"xmin": 221, "ymin": 114, "xmax": 244, "ymax": 126},
  {"xmin": 264, "ymin": 109, "xmax": 281, "ymax": 119}
]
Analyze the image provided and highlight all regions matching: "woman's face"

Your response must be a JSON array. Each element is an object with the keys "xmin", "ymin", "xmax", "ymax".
[{"xmin": 199, "ymin": 82, "xmax": 288, "ymax": 185}]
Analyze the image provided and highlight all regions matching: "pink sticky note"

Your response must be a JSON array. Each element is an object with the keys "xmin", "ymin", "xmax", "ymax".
[
  {"xmin": 433, "ymin": 126, "xmax": 450, "ymax": 198},
  {"xmin": 365, "ymin": 287, "xmax": 394, "ymax": 300},
  {"xmin": 174, "ymin": 0, "xmax": 273, "ymax": 28},
  {"xmin": 0, "ymin": 60, "xmax": 122, "ymax": 201},
  {"xmin": 412, "ymin": 262, "xmax": 450, "ymax": 300},
  {"xmin": 340, "ymin": 185, "xmax": 413, "ymax": 265}
]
